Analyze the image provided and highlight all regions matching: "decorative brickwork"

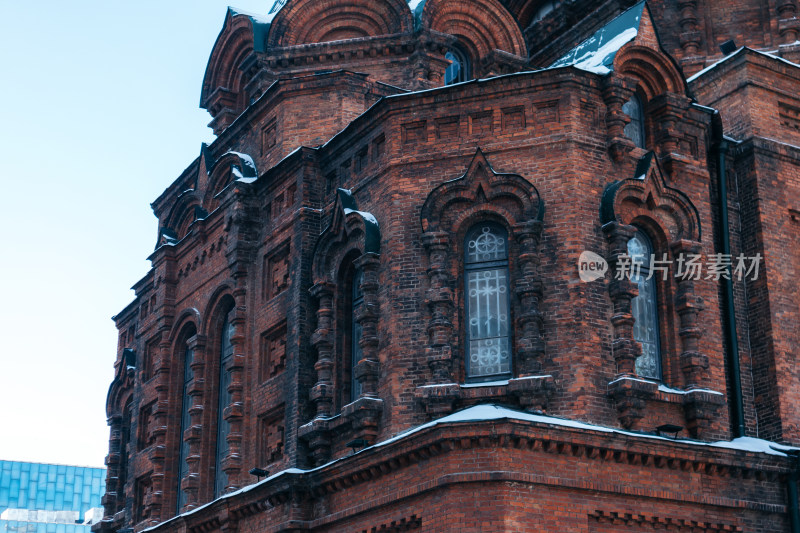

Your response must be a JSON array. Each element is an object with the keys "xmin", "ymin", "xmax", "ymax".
[{"xmin": 97, "ymin": 1, "xmax": 800, "ymax": 532}]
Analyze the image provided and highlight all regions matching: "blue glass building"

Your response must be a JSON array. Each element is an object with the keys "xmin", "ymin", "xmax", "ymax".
[{"xmin": 0, "ymin": 461, "xmax": 106, "ymax": 533}]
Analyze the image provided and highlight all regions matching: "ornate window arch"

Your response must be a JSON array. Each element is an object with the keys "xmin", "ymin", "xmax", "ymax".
[
  {"xmin": 301, "ymin": 188, "xmax": 382, "ymax": 466},
  {"xmin": 101, "ymin": 350, "xmax": 136, "ymax": 524},
  {"xmin": 418, "ymin": 149, "xmax": 550, "ymax": 413},
  {"xmin": 601, "ymin": 152, "xmax": 723, "ymax": 435},
  {"xmin": 197, "ymin": 291, "xmax": 239, "ymax": 499},
  {"xmin": 420, "ymin": 0, "xmax": 527, "ymax": 61},
  {"xmin": 203, "ymin": 151, "xmax": 258, "ymax": 213}
]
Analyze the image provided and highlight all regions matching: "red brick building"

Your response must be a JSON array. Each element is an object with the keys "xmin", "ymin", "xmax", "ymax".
[{"xmin": 95, "ymin": 0, "xmax": 800, "ymax": 531}]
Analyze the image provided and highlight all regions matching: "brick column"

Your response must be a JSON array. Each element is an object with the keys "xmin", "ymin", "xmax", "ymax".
[
  {"xmin": 603, "ymin": 222, "xmax": 640, "ymax": 377},
  {"xmin": 310, "ymin": 281, "xmax": 336, "ymax": 418},
  {"xmin": 422, "ymin": 231, "xmax": 455, "ymax": 383},
  {"xmin": 604, "ymin": 221, "xmax": 654, "ymax": 428},
  {"xmin": 145, "ymin": 331, "xmax": 171, "ymax": 524},
  {"xmin": 514, "ymin": 220, "xmax": 545, "ymax": 375},
  {"xmin": 353, "ymin": 253, "xmax": 380, "ymax": 397},
  {"xmin": 305, "ymin": 281, "xmax": 336, "ymax": 464},
  {"xmin": 222, "ymin": 285, "xmax": 247, "ymax": 492},
  {"xmin": 677, "ymin": 0, "xmax": 702, "ymax": 57},
  {"xmin": 671, "ymin": 239, "xmax": 722, "ymax": 437},
  {"xmin": 181, "ymin": 334, "xmax": 206, "ymax": 510},
  {"xmin": 601, "ymin": 74, "xmax": 636, "ymax": 162},
  {"xmin": 778, "ymin": 0, "xmax": 800, "ymax": 44},
  {"xmin": 670, "ymin": 239, "xmax": 709, "ymax": 388}
]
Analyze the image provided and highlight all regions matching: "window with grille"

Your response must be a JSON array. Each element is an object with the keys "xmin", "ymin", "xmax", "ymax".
[{"xmin": 464, "ymin": 223, "xmax": 512, "ymax": 380}]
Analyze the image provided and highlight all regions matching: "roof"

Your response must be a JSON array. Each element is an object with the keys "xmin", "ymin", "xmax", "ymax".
[
  {"xmin": 144, "ymin": 402, "xmax": 798, "ymax": 533},
  {"xmin": 687, "ymin": 45, "xmax": 800, "ymax": 83},
  {"xmin": 549, "ymin": 1, "xmax": 645, "ymax": 75}
]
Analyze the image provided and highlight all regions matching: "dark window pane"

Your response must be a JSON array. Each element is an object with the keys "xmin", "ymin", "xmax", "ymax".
[
  {"xmin": 627, "ymin": 231, "xmax": 661, "ymax": 379},
  {"xmin": 622, "ymin": 94, "xmax": 645, "ymax": 148},
  {"xmin": 445, "ymin": 47, "xmax": 470, "ymax": 85},
  {"xmin": 215, "ymin": 313, "xmax": 234, "ymax": 497},
  {"xmin": 351, "ymin": 268, "xmax": 364, "ymax": 402}
]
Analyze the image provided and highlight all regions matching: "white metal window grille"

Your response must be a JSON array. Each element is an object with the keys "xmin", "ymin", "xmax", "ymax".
[{"xmin": 465, "ymin": 224, "xmax": 512, "ymax": 380}]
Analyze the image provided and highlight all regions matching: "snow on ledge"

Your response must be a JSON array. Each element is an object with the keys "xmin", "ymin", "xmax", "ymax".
[{"xmin": 608, "ymin": 375, "xmax": 723, "ymax": 396}]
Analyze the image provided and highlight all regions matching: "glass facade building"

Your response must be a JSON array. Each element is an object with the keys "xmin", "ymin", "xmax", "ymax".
[{"xmin": 0, "ymin": 461, "xmax": 106, "ymax": 533}]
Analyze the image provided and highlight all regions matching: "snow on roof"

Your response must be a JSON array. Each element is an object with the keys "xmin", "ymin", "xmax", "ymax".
[
  {"xmin": 687, "ymin": 46, "xmax": 800, "ymax": 83},
  {"xmin": 228, "ymin": 6, "xmax": 276, "ymax": 25},
  {"xmin": 685, "ymin": 48, "xmax": 745, "ymax": 83},
  {"xmin": 343, "ymin": 208, "xmax": 379, "ymax": 226},
  {"xmin": 549, "ymin": 1, "xmax": 644, "ymax": 75},
  {"xmin": 374, "ymin": 404, "xmax": 795, "ymax": 457},
  {"xmin": 145, "ymin": 403, "xmax": 796, "ymax": 532}
]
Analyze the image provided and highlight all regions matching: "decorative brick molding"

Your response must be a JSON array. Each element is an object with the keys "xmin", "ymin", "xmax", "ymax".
[
  {"xmin": 359, "ymin": 515, "xmax": 421, "ymax": 533},
  {"xmin": 601, "ymin": 73, "xmax": 638, "ymax": 162},
  {"xmin": 267, "ymin": 0, "xmax": 412, "ymax": 48},
  {"xmin": 422, "ymin": 0, "xmax": 528, "ymax": 58},
  {"xmin": 99, "ymin": 359, "xmax": 136, "ymax": 530},
  {"xmin": 589, "ymin": 510, "xmax": 741, "ymax": 532}
]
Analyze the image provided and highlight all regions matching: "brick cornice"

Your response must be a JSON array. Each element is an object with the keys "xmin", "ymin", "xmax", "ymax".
[{"xmin": 146, "ymin": 414, "xmax": 793, "ymax": 533}]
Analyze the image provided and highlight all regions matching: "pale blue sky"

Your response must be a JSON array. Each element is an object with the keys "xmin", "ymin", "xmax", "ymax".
[{"xmin": 0, "ymin": 1, "xmax": 268, "ymax": 467}]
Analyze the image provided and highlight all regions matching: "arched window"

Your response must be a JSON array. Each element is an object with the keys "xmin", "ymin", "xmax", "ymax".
[
  {"xmin": 214, "ymin": 310, "xmax": 234, "ymax": 497},
  {"xmin": 627, "ymin": 230, "xmax": 661, "ymax": 379},
  {"xmin": 622, "ymin": 93, "xmax": 645, "ymax": 148},
  {"xmin": 176, "ymin": 326, "xmax": 196, "ymax": 512},
  {"xmin": 445, "ymin": 46, "xmax": 470, "ymax": 85},
  {"xmin": 464, "ymin": 223, "xmax": 511, "ymax": 381},
  {"xmin": 350, "ymin": 268, "xmax": 364, "ymax": 402}
]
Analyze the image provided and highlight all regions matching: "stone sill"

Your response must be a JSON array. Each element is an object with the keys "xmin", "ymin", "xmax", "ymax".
[
  {"xmin": 416, "ymin": 375, "xmax": 554, "ymax": 415},
  {"xmin": 607, "ymin": 375, "xmax": 723, "ymax": 405}
]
